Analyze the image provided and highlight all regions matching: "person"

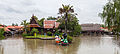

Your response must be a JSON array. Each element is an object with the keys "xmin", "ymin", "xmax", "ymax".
[
  {"xmin": 55, "ymin": 34, "xmax": 60, "ymax": 43},
  {"xmin": 63, "ymin": 33, "xmax": 67, "ymax": 39},
  {"xmin": 61, "ymin": 33, "xmax": 68, "ymax": 43}
]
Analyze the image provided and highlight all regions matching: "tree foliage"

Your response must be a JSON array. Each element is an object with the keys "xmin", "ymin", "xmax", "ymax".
[
  {"xmin": 47, "ymin": 31, "xmax": 52, "ymax": 36},
  {"xmin": 30, "ymin": 28, "xmax": 39, "ymax": 35},
  {"xmin": 12, "ymin": 23, "xmax": 15, "ymax": 26},
  {"xmin": 0, "ymin": 28, "xmax": 5, "ymax": 40},
  {"xmin": 99, "ymin": 0, "xmax": 120, "ymax": 35},
  {"xmin": 47, "ymin": 16, "xmax": 57, "ymax": 20},
  {"xmin": 38, "ymin": 18, "xmax": 45, "ymax": 27},
  {"xmin": 59, "ymin": 4, "xmax": 74, "ymax": 14},
  {"xmin": 21, "ymin": 20, "xmax": 29, "ymax": 32},
  {"xmin": 58, "ymin": 13, "xmax": 81, "ymax": 36},
  {"xmin": 12, "ymin": 23, "xmax": 18, "ymax": 26},
  {"xmin": 58, "ymin": 4, "xmax": 75, "ymax": 33},
  {"xmin": 0, "ymin": 28, "xmax": 5, "ymax": 35}
]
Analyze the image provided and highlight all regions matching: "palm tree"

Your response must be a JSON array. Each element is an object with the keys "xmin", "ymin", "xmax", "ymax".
[
  {"xmin": 21, "ymin": 20, "xmax": 29, "ymax": 33},
  {"xmin": 58, "ymin": 4, "xmax": 74, "ymax": 33}
]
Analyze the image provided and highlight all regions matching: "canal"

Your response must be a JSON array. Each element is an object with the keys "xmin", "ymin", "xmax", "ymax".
[{"xmin": 0, "ymin": 35, "xmax": 120, "ymax": 54}]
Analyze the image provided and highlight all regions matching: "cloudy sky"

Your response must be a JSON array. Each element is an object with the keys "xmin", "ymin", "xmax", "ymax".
[{"xmin": 0, "ymin": 0, "xmax": 108, "ymax": 25}]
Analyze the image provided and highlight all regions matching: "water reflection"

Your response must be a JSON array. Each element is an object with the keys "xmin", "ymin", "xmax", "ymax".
[
  {"xmin": 0, "ymin": 35, "xmax": 120, "ymax": 54},
  {"xmin": 23, "ymin": 37, "xmax": 81, "ymax": 54},
  {"xmin": 0, "ymin": 36, "xmax": 24, "ymax": 54}
]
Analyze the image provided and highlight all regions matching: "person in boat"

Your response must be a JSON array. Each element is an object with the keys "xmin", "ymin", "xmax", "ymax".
[
  {"xmin": 55, "ymin": 34, "xmax": 61, "ymax": 43},
  {"xmin": 61, "ymin": 33, "xmax": 69, "ymax": 46}
]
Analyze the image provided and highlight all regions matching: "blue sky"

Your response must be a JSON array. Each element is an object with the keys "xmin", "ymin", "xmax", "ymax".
[{"xmin": 0, "ymin": 0, "xmax": 108, "ymax": 25}]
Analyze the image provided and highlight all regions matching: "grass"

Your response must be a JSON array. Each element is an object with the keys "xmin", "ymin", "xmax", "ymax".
[{"xmin": 24, "ymin": 35, "xmax": 55, "ymax": 38}]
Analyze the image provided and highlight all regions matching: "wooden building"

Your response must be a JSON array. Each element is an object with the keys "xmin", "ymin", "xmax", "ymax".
[
  {"xmin": 27, "ymin": 15, "xmax": 41, "ymax": 32},
  {"xmin": 81, "ymin": 24, "xmax": 104, "ymax": 35},
  {"xmin": 27, "ymin": 15, "xmax": 60, "ymax": 34},
  {"xmin": 43, "ymin": 20, "xmax": 60, "ymax": 34}
]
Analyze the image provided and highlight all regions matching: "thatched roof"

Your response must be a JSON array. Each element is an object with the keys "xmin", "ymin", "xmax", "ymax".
[{"xmin": 81, "ymin": 24, "xmax": 101, "ymax": 31}]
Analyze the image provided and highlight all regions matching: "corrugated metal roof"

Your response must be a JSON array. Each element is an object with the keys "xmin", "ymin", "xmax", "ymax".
[{"xmin": 81, "ymin": 24, "xmax": 101, "ymax": 31}]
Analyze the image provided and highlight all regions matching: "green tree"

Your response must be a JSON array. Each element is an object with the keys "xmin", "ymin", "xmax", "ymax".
[
  {"xmin": 38, "ymin": 18, "xmax": 45, "ymax": 27},
  {"xmin": 58, "ymin": 14, "xmax": 81, "ymax": 36},
  {"xmin": 47, "ymin": 16, "xmax": 57, "ymax": 20},
  {"xmin": 99, "ymin": 0, "xmax": 120, "ymax": 36},
  {"xmin": 55, "ymin": 28, "xmax": 59, "ymax": 34},
  {"xmin": 21, "ymin": 20, "xmax": 29, "ymax": 33},
  {"xmin": 101, "ymin": 24, "xmax": 105, "ymax": 28},
  {"xmin": 58, "ymin": 4, "xmax": 74, "ymax": 33},
  {"xmin": 0, "ymin": 28, "xmax": 5, "ymax": 40},
  {"xmin": 72, "ymin": 25, "xmax": 81, "ymax": 36},
  {"xmin": 15, "ymin": 23, "xmax": 18, "ymax": 26},
  {"xmin": 12, "ymin": 23, "xmax": 15, "ymax": 26}
]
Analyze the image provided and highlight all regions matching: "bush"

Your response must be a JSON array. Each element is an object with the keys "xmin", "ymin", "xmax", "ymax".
[
  {"xmin": 0, "ymin": 35, "xmax": 5, "ymax": 40},
  {"xmin": 22, "ymin": 33, "xmax": 29, "ymax": 37},
  {"xmin": 30, "ymin": 28, "xmax": 39, "ymax": 35},
  {"xmin": 0, "ymin": 28, "xmax": 5, "ymax": 40},
  {"xmin": 54, "ymin": 29, "xmax": 59, "ymax": 34},
  {"xmin": 67, "ymin": 36, "xmax": 73, "ymax": 43},
  {"xmin": 41, "ymin": 29, "xmax": 44, "ymax": 35},
  {"xmin": 47, "ymin": 31, "xmax": 52, "ymax": 36},
  {"xmin": 0, "ymin": 28, "xmax": 5, "ymax": 35}
]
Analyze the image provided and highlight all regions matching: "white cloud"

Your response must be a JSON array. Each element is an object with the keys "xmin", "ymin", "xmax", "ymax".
[{"xmin": 0, "ymin": 0, "xmax": 108, "ymax": 25}]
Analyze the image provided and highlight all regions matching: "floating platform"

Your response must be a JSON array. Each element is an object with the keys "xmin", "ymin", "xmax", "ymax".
[
  {"xmin": 40, "ymin": 38, "xmax": 55, "ymax": 40},
  {"xmin": 24, "ymin": 37, "xmax": 55, "ymax": 40}
]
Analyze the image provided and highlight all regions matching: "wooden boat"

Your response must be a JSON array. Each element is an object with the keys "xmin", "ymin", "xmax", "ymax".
[{"xmin": 61, "ymin": 42, "xmax": 69, "ymax": 46}]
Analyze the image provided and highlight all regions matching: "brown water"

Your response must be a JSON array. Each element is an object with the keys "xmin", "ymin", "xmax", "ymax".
[{"xmin": 0, "ymin": 35, "xmax": 120, "ymax": 54}]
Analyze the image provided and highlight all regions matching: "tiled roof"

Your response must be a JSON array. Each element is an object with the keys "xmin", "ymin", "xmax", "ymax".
[
  {"xmin": 55, "ymin": 22, "xmax": 60, "ymax": 28},
  {"xmin": 0, "ymin": 26, "xmax": 3, "ymax": 28},
  {"xmin": 27, "ymin": 24, "xmax": 40, "ymax": 27},
  {"xmin": 7, "ymin": 26, "xmax": 15, "ymax": 28},
  {"xmin": 44, "ymin": 20, "xmax": 60, "ymax": 29},
  {"xmin": 0, "ymin": 26, "xmax": 23, "ymax": 31},
  {"xmin": 14, "ymin": 26, "xmax": 23, "ymax": 29},
  {"xmin": 0, "ymin": 26, "xmax": 10, "ymax": 31}
]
